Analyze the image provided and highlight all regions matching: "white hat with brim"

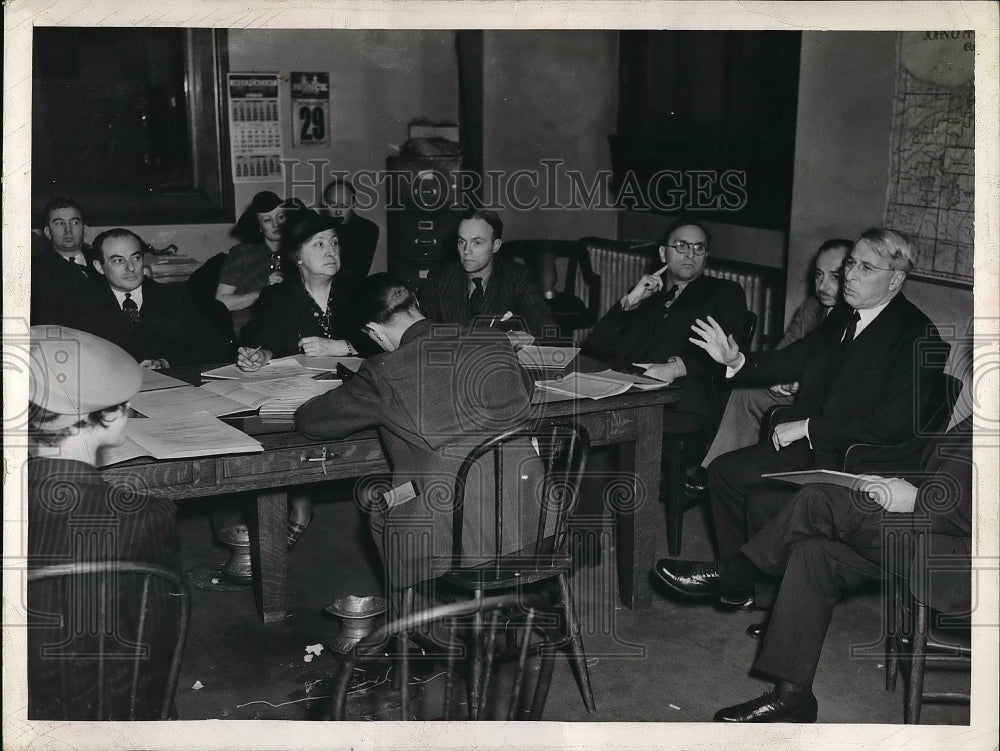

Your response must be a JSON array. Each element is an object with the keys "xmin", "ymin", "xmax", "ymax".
[{"xmin": 29, "ymin": 326, "xmax": 143, "ymax": 430}]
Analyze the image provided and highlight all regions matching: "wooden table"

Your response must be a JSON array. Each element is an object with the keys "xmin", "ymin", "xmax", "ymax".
[{"xmin": 103, "ymin": 366, "xmax": 679, "ymax": 623}]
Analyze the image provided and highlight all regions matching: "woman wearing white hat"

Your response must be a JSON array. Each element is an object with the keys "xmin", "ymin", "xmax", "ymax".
[{"xmin": 26, "ymin": 326, "xmax": 181, "ymax": 719}]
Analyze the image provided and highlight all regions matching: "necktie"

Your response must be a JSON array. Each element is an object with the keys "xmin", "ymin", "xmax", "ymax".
[
  {"xmin": 469, "ymin": 277, "xmax": 485, "ymax": 319},
  {"xmin": 841, "ymin": 310, "xmax": 860, "ymax": 348},
  {"xmin": 123, "ymin": 293, "xmax": 140, "ymax": 330},
  {"xmin": 661, "ymin": 286, "xmax": 678, "ymax": 317}
]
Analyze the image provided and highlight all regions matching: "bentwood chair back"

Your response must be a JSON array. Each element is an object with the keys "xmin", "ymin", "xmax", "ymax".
[
  {"xmin": 330, "ymin": 594, "xmax": 567, "ymax": 720},
  {"xmin": 434, "ymin": 421, "xmax": 595, "ymax": 717},
  {"xmin": 27, "ymin": 561, "xmax": 191, "ymax": 720}
]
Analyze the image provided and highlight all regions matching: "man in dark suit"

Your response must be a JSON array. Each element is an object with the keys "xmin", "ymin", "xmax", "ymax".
[
  {"xmin": 680, "ymin": 417, "xmax": 972, "ymax": 722},
  {"xmin": 81, "ymin": 228, "xmax": 231, "ymax": 368},
  {"xmin": 584, "ymin": 217, "xmax": 750, "ymax": 425},
  {"xmin": 656, "ymin": 228, "xmax": 946, "ymax": 597},
  {"xmin": 31, "ymin": 197, "xmax": 97, "ymax": 325},
  {"xmin": 697, "ymin": 238, "xmax": 851, "ymax": 469},
  {"xmin": 321, "ymin": 177, "xmax": 380, "ymax": 279},
  {"xmin": 418, "ymin": 208, "xmax": 556, "ymax": 341},
  {"xmin": 296, "ymin": 273, "xmax": 546, "ymax": 588}
]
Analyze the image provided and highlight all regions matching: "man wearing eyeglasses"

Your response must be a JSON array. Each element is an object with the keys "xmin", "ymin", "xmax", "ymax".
[
  {"xmin": 584, "ymin": 218, "xmax": 750, "ymax": 426},
  {"xmin": 654, "ymin": 229, "xmax": 946, "ymax": 666}
]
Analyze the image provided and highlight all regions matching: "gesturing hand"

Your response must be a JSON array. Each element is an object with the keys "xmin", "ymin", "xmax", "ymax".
[
  {"xmin": 624, "ymin": 263, "xmax": 668, "ymax": 308},
  {"xmin": 689, "ymin": 316, "xmax": 741, "ymax": 367}
]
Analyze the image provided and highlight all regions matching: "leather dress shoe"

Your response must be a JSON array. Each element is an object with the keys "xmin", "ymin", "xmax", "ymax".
[
  {"xmin": 746, "ymin": 621, "xmax": 767, "ymax": 639},
  {"xmin": 653, "ymin": 559, "xmax": 721, "ymax": 598},
  {"xmin": 714, "ymin": 691, "xmax": 818, "ymax": 723},
  {"xmin": 683, "ymin": 466, "xmax": 708, "ymax": 499}
]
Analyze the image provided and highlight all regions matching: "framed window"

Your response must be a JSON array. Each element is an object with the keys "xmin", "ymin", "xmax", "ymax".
[{"xmin": 32, "ymin": 27, "xmax": 233, "ymax": 226}]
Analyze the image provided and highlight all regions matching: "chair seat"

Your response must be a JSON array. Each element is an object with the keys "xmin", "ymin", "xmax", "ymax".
[{"xmin": 442, "ymin": 553, "xmax": 573, "ymax": 591}]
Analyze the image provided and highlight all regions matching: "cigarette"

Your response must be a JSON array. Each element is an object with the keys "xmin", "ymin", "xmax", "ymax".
[{"xmin": 652, "ymin": 263, "xmax": 669, "ymax": 277}]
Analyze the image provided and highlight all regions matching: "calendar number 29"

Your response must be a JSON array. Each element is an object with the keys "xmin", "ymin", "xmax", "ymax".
[{"xmin": 298, "ymin": 105, "xmax": 325, "ymax": 142}]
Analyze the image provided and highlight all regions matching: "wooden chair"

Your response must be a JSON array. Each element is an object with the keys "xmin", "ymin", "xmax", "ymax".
[
  {"xmin": 883, "ymin": 528, "xmax": 972, "ymax": 723},
  {"xmin": 396, "ymin": 422, "xmax": 596, "ymax": 718},
  {"xmin": 27, "ymin": 561, "xmax": 191, "ymax": 720},
  {"xmin": 329, "ymin": 593, "xmax": 567, "ymax": 720},
  {"xmin": 501, "ymin": 239, "xmax": 601, "ymax": 341},
  {"xmin": 663, "ymin": 312, "xmax": 757, "ymax": 555}
]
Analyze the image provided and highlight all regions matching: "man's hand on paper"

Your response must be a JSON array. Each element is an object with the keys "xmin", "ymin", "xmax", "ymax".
[{"xmin": 858, "ymin": 475, "xmax": 919, "ymax": 513}]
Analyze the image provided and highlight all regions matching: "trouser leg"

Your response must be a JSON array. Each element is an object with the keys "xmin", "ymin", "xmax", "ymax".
[{"xmin": 702, "ymin": 388, "xmax": 790, "ymax": 468}]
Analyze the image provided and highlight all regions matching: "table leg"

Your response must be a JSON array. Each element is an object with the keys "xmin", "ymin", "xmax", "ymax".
[
  {"xmin": 616, "ymin": 405, "xmax": 663, "ymax": 610},
  {"xmin": 251, "ymin": 489, "xmax": 288, "ymax": 623}
]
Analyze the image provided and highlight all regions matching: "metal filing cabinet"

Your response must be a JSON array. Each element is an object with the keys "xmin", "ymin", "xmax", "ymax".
[{"xmin": 385, "ymin": 153, "xmax": 463, "ymax": 291}]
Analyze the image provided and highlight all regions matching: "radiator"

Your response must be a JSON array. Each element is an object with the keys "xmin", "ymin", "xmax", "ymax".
[{"xmin": 576, "ymin": 237, "xmax": 782, "ymax": 351}]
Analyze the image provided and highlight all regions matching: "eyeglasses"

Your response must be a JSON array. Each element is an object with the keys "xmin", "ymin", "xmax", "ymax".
[
  {"xmin": 843, "ymin": 257, "xmax": 893, "ymax": 275},
  {"xmin": 667, "ymin": 241, "xmax": 708, "ymax": 256}
]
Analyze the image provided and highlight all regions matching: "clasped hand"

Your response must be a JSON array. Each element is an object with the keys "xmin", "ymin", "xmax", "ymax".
[
  {"xmin": 771, "ymin": 419, "xmax": 808, "ymax": 451},
  {"xmin": 138, "ymin": 358, "xmax": 169, "ymax": 370},
  {"xmin": 298, "ymin": 336, "xmax": 353, "ymax": 357}
]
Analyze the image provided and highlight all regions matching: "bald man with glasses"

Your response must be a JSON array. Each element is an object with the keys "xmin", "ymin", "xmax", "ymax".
[{"xmin": 655, "ymin": 228, "xmax": 947, "ymax": 616}]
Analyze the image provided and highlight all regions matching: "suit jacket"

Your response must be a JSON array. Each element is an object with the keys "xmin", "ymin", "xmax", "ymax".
[
  {"xmin": 584, "ymin": 273, "xmax": 749, "ymax": 419},
  {"xmin": 777, "ymin": 295, "xmax": 829, "ymax": 349},
  {"xmin": 27, "ymin": 457, "xmax": 182, "ymax": 720},
  {"xmin": 78, "ymin": 279, "xmax": 231, "ymax": 366},
  {"xmin": 295, "ymin": 319, "xmax": 547, "ymax": 587},
  {"xmin": 736, "ymin": 294, "xmax": 946, "ymax": 467},
  {"xmin": 240, "ymin": 271, "xmax": 375, "ymax": 357},
  {"xmin": 336, "ymin": 214, "xmax": 379, "ymax": 279},
  {"xmin": 418, "ymin": 256, "xmax": 556, "ymax": 338},
  {"xmin": 30, "ymin": 249, "xmax": 99, "ymax": 326}
]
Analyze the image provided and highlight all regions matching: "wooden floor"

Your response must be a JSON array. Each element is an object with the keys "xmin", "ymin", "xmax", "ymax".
[{"xmin": 172, "ymin": 478, "xmax": 971, "ymax": 725}]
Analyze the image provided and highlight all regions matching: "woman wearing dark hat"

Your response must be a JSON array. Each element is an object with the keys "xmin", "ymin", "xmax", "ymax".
[
  {"xmin": 238, "ymin": 209, "xmax": 371, "ymax": 367},
  {"xmin": 236, "ymin": 209, "xmax": 371, "ymax": 548},
  {"xmin": 26, "ymin": 327, "xmax": 181, "ymax": 719},
  {"xmin": 215, "ymin": 191, "xmax": 304, "ymax": 331}
]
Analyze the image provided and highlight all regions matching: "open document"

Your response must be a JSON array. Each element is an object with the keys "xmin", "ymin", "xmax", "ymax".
[
  {"xmin": 130, "ymin": 386, "xmax": 258, "ymax": 418},
  {"xmin": 536, "ymin": 372, "xmax": 634, "ymax": 400},
  {"xmin": 202, "ymin": 375, "xmax": 341, "ymax": 411},
  {"xmin": 98, "ymin": 413, "xmax": 263, "ymax": 467}
]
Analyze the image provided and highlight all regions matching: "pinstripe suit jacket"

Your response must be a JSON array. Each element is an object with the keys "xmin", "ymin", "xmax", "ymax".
[{"xmin": 27, "ymin": 457, "xmax": 181, "ymax": 719}]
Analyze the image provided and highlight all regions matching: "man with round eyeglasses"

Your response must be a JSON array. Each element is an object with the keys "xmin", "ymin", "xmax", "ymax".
[
  {"xmin": 653, "ymin": 227, "xmax": 948, "ymax": 722},
  {"xmin": 584, "ymin": 217, "xmax": 750, "ymax": 427}
]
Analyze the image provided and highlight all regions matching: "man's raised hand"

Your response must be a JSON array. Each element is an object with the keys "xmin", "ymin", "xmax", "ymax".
[{"xmin": 689, "ymin": 316, "xmax": 741, "ymax": 367}]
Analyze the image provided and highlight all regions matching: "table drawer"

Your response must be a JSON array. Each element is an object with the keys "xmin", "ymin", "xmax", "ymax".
[{"xmin": 220, "ymin": 439, "xmax": 386, "ymax": 483}]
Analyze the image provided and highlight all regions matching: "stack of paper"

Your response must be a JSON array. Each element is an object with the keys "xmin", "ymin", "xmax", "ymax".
[
  {"xmin": 589, "ymin": 369, "xmax": 674, "ymax": 391},
  {"xmin": 536, "ymin": 372, "xmax": 634, "ymax": 400},
  {"xmin": 517, "ymin": 345, "xmax": 580, "ymax": 369},
  {"xmin": 204, "ymin": 375, "xmax": 342, "ymax": 424},
  {"xmin": 98, "ymin": 413, "xmax": 263, "ymax": 467}
]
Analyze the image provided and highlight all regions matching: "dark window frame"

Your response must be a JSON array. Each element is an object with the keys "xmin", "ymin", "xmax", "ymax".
[{"xmin": 31, "ymin": 28, "xmax": 233, "ymax": 227}]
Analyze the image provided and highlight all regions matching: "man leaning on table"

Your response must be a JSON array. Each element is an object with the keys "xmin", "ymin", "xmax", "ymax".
[
  {"xmin": 295, "ymin": 273, "xmax": 547, "ymax": 589},
  {"xmin": 583, "ymin": 217, "xmax": 749, "ymax": 429}
]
